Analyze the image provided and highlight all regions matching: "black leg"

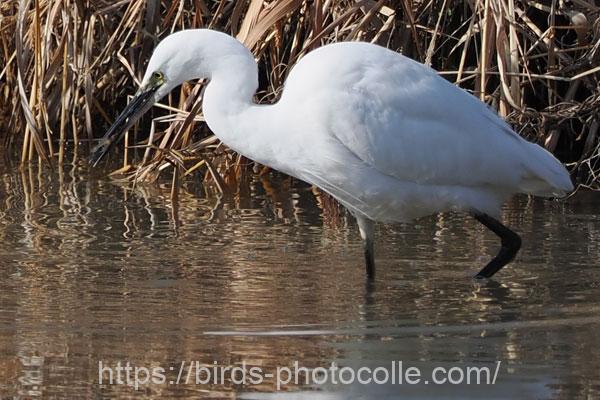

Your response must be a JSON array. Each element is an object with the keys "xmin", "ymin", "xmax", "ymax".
[
  {"xmin": 356, "ymin": 216, "xmax": 376, "ymax": 280},
  {"xmin": 472, "ymin": 213, "xmax": 522, "ymax": 279},
  {"xmin": 364, "ymin": 237, "xmax": 375, "ymax": 280}
]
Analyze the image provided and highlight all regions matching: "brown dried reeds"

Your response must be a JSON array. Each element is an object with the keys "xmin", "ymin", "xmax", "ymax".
[{"xmin": 1, "ymin": 0, "xmax": 599, "ymax": 191}]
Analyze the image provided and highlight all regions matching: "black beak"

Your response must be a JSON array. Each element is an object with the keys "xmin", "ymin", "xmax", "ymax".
[{"xmin": 89, "ymin": 85, "xmax": 159, "ymax": 167}]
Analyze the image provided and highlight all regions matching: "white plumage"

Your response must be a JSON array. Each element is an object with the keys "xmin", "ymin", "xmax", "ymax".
[
  {"xmin": 91, "ymin": 29, "xmax": 573, "ymax": 279},
  {"xmin": 275, "ymin": 41, "xmax": 572, "ymax": 222}
]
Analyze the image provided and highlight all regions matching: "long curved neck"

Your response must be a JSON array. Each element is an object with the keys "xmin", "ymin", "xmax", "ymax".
[
  {"xmin": 202, "ymin": 61, "xmax": 257, "ymax": 134},
  {"xmin": 201, "ymin": 41, "xmax": 281, "ymax": 169}
]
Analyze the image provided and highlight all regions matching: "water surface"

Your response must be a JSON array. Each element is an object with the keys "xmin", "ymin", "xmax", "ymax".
[{"xmin": 0, "ymin": 165, "xmax": 598, "ymax": 399}]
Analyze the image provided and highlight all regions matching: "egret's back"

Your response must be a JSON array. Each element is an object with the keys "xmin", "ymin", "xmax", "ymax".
[{"xmin": 279, "ymin": 42, "xmax": 572, "ymax": 202}]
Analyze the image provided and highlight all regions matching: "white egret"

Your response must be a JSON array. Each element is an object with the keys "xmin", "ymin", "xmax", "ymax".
[{"xmin": 90, "ymin": 29, "xmax": 573, "ymax": 280}]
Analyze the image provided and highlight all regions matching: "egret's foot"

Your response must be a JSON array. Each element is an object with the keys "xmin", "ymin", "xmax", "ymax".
[
  {"xmin": 473, "ymin": 272, "xmax": 499, "ymax": 280},
  {"xmin": 472, "ymin": 213, "xmax": 522, "ymax": 278}
]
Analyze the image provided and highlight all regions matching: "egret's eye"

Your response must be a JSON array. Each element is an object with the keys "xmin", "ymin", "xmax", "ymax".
[{"xmin": 152, "ymin": 71, "xmax": 164, "ymax": 82}]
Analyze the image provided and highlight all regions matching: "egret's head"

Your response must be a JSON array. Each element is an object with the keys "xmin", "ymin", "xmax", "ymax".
[{"xmin": 89, "ymin": 30, "xmax": 214, "ymax": 167}]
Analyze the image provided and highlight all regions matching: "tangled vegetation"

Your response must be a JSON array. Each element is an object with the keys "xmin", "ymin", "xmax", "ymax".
[{"xmin": 1, "ymin": 0, "xmax": 599, "ymax": 192}]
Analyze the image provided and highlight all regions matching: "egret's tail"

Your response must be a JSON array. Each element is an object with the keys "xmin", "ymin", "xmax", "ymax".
[{"xmin": 519, "ymin": 142, "xmax": 573, "ymax": 197}]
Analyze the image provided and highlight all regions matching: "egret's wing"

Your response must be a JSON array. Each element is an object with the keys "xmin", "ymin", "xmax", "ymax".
[{"xmin": 282, "ymin": 42, "xmax": 529, "ymax": 189}]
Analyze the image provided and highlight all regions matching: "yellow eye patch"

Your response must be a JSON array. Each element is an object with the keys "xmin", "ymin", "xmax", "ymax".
[{"xmin": 151, "ymin": 71, "xmax": 165, "ymax": 84}]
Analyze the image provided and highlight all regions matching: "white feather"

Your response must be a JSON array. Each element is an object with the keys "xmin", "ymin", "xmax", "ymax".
[{"xmin": 141, "ymin": 29, "xmax": 573, "ymax": 222}]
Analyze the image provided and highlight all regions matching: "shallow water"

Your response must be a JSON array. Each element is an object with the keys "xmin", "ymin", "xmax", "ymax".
[{"xmin": 0, "ymin": 166, "xmax": 598, "ymax": 399}]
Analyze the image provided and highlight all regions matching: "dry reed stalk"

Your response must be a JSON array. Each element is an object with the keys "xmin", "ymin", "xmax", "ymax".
[{"xmin": 0, "ymin": 0, "xmax": 598, "ymax": 191}]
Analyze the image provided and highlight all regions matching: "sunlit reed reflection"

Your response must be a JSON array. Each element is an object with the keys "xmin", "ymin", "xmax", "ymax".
[{"xmin": 0, "ymin": 166, "xmax": 597, "ymax": 399}]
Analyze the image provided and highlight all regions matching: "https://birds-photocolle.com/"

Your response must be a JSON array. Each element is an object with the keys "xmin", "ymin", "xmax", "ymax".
[{"xmin": 90, "ymin": 29, "xmax": 573, "ymax": 280}]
